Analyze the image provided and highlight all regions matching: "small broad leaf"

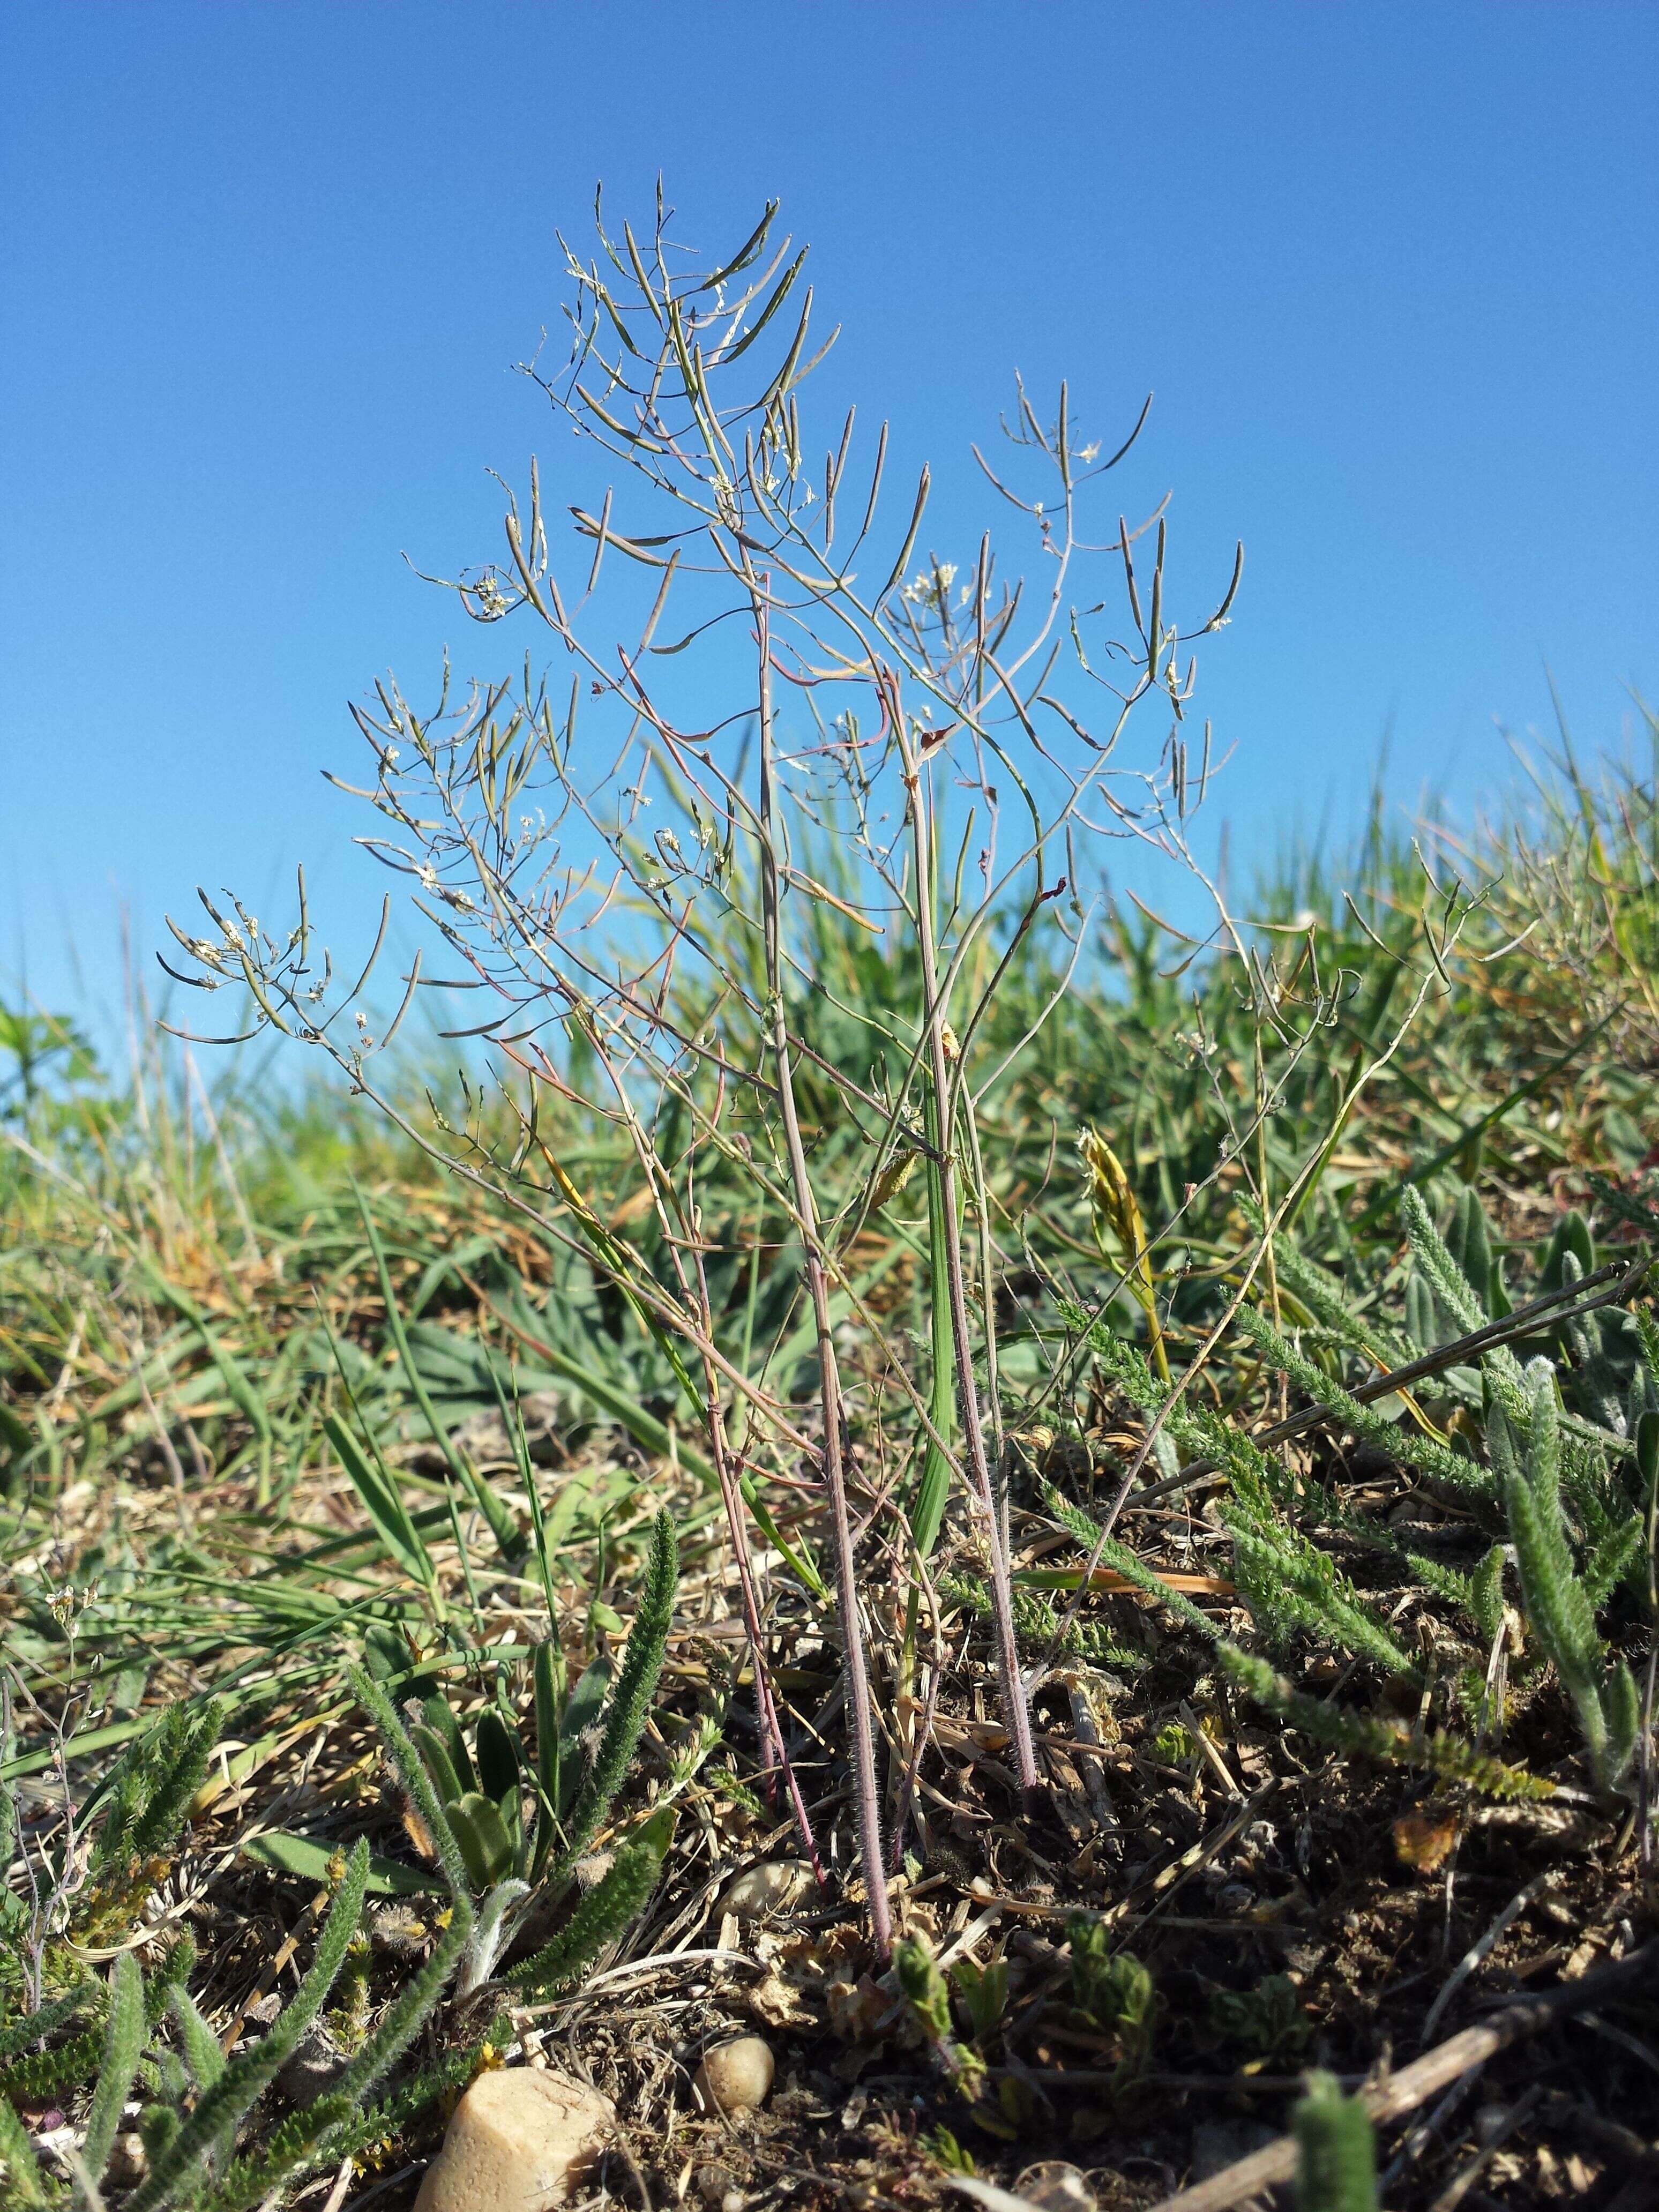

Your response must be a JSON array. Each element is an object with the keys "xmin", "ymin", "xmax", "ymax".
[
  {"xmin": 421, "ymin": 1697, "xmax": 477, "ymax": 1793},
  {"xmin": 243, "ymin": 1830, "xmax": 444, "ymax": 1896},
  {"xmin": 447, "ymin": 1792, "xmax": 515, "ymax": 1890},
  {"xmin": 474, "ymin": 1706, "xmax": 522, "ymax": 1805},
  {"xmin": 412, "ymin": 1723, "xmax": 466, "ymax": 1809}
]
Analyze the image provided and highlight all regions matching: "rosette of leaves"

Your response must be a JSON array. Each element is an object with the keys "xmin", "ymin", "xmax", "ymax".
[
  {"xmin": 0, "ymin": 1530, "xmax": 682, "ymax": 2210},
  {"xmin": 1207, "ymin": 1973, "xmax": 1311, "ymax": 2062},
  {"xmin": 1065, "ymin": 1915, "xmax": 1156, "ymax": 2074},
  {"xmin": 411, "ymin": 1509, "xmax": 682, "ymax": 1997},
  {"xmin": 410, "ymin": 1508, "xmax": 677, "ymax": 1893}
]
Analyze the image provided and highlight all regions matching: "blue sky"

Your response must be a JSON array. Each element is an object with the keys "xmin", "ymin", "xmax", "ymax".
[{"xmin": 3, "ymin": 2, "xmax": 1655, "ymax": 1036}]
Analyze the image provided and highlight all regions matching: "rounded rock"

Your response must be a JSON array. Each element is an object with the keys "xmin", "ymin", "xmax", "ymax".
[
  {"xmin": 105, "ymin": 2133, "xmax": 147, "ymax": 2187},
  {"xmin": 414, "ymin": 2067, "xmax": 613, "ymax": 2212},
  {"xmin": 1015, "ymin": 2164, "xmax": 1096, "ymax": 2212},
  {"xmin": 276, "ymin": 2026, "xmax": 348, "ymax": 2106},
  {"xmin": 720, "ymin": 1860, "xmax": 812, "ymax": 1923},
  {"xmin": 693, "ymin": 2036, "xmax": 775, "ymax": 2115}
]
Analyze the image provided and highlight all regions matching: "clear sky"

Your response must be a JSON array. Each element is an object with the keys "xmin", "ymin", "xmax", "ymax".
[{"xmin": 3, "ymin": 2, "xmax": 1655, "ymax": 1035}]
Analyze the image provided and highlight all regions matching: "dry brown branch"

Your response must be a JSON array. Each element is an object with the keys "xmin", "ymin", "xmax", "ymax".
[{"xmin": 1146, "ymin": 1938, "xmax": 1659, "ymax": 2212}]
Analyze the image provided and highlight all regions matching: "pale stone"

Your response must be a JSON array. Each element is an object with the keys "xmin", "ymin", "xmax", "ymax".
[
  {"xmin": 414, "ymin": 2067, "xmax": 612, "ymax": 2211},
  {"xmin": 693, "ymin": 2036, "xmax": 774, "ymax": 2114},
  {"xmin": 1015, "ymin": 2164, "xmax": 1095, "ymax": 2212},
  {"xmin": 105, "ymin": 2133, "xmax": 147, "ymax": 2186},
  {"xmin": 276, "ymin": 2025, "xmax": 347, "ymax": 2106},
  {"xmin": 720, "ymin": 1859, "xmax": 812, "ymax": 1922}
]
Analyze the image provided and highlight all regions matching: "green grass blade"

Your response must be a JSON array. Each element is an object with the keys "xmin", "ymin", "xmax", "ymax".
[{"xmin": 354, "ymin": 1185, "xmax": 523, "ymax": 1561}]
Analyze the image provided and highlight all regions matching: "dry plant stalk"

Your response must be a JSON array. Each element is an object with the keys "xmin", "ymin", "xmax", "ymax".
[{"xmin": 162, "ymin": 189, "xmax": 1243, "ymax": 1945}]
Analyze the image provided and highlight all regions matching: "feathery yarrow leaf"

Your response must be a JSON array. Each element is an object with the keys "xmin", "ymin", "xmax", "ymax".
[
  {"xmin": 81, "ymin": 1952, "xmax": 146, "ymax": 2191},
  {"xmin": 1218, "ymin": 1642, "xmax": 1551, "ymax": 1800},
  {"xmin": 506, "ymin": 1807, "xmax": 673, "ymax": 2000},
  {"xmin": 1041, "ymin": 1483, "xmax": 1219, "ymax": 1643},
  {"xmin": 0, "ymin": 2093, "xmax": 50, "ymax": 2209},
  {"xmin": 556, "ymin": 1510, "xmax": 677, "ymax": 1878},
  {"xmin": 125, "ymin": 1838, "xmax": 370, "ymax": 2212}
]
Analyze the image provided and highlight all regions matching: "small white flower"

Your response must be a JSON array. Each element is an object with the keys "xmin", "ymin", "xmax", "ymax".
[{"xmin": 901, "ymin": 561, "xmax": 957, "ymax": 608}]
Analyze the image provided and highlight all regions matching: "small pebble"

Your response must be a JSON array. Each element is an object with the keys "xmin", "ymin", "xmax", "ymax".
[
  {"xmin": 694, "ymin": 2036, "xmax": 775, "ymax": 2114},
  {"xmin": 105, "ymin": 2133, "xmax": 147, "ymax": 2186},
  {"xmin": 1015, "ymin": 2164, "xmax": 1095, "ymax": 2212},
  {"xmin": 276, "ymin": 2026, "xmax": 348, "ymax": 2105}
]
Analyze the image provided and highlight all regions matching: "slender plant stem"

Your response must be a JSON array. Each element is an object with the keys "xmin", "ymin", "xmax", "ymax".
[
  {"xmin": 749, "ymin": 579, "xmax": 892, "ymax": 1955},
  {"xmin": 892, "ymin": 676, "xmax": 1040, "ymax": 1802},
  {"xmin": 690, "ymin": 1228, "xmax": 825, "ymax": 1881},
  {"xmin": 961, "ymin": 1101, "xmax": 1008, "ymax": 1559}
]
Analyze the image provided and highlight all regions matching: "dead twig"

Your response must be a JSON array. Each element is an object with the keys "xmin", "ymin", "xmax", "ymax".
[{"xmin": 1144, "ymin": 1938, "xmax": 1659, "ymax": 2212}]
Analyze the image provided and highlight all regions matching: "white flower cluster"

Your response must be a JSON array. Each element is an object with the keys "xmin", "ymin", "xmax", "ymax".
[{"xmin": 901, "ymin": 561, "xmax": 957, "ymax": 608}]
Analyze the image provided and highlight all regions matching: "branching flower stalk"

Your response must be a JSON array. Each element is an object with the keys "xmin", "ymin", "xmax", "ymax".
[{"xmin": 161, "ymin": 190, "xmax": 1244, "ymax": 1946}]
